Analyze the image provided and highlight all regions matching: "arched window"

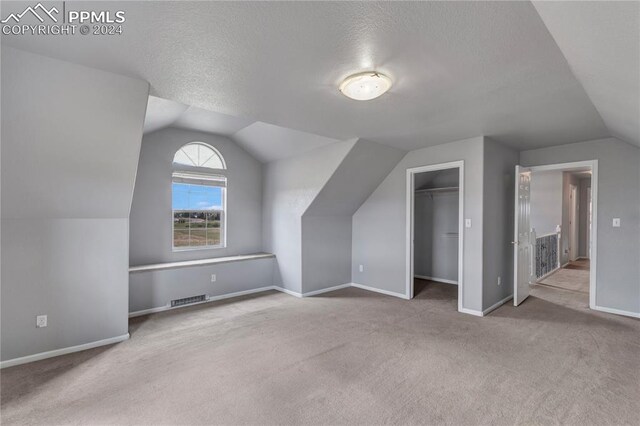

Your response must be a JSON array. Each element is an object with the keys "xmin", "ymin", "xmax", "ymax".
[
  {"xmin": 172, "ymin": 142, "xmax": 227, "ymax": 250},
  {"xmin": 173, "ymin": 142, "xmax": 226, "ymax": 169}
]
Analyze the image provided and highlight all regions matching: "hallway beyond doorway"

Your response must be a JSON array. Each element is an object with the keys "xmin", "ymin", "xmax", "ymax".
[{"xmin": 537, "ymin": 259, "xmax": 590, "ymax": 294}]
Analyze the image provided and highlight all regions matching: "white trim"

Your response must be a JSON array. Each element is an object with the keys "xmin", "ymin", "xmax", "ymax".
[
  {"xmin": 528, "ymin": 160, "xmax": 598, "ymax": 310},
  {"xmin": 414, "ymin": 275, "xmax": 458, "ymax": 285},
  {"xmin": 593, "ymin": 305, "xmax": 640, "ymax": 319},
  {"xmin": 458, "ymin": 295, "xmax": 513, "ymax": 318},
  {"xmin": 351, "ymin": 282, "xmax": 410, "ymax": 299},
  {"xmin": 1, "ymin": 333, "xmax": 130, "ymax": 369},
  {"xmin": 406, "ymin": 160, "xmax": 465, "ymax": 312},
  {"xmin": 129, "ymin": 253, "xmax": 275, "ymax": 273},
  {"xmin": 273, "ymin": 286, "xmax": 303, "ymax": 298},
  {"xmin": 129, "ymin": 286, "xmax": 275, "ymax": 317},
  {"xmin": 302, "ymin": 283, "xmax": 351, "ymax": 297},
  {"xmin": 483, "ymin": 295, "xmax": 513, "ymax": 316},
  {"xmin": 459, "ymin": 308, "xmax": 483, "ymax": 317}
]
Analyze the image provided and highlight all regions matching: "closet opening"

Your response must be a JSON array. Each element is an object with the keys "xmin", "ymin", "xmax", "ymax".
[{"xmin": 406, "ymin": 161, "xmax": 464, "ymax": 312}]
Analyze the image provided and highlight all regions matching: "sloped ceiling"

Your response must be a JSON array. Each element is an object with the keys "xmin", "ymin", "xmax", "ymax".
[
  {"xmin": 232, "ymin": 122, "xmax": 342, "ymax": 163},
  {"xmin": 2, "ymin": 1, "xmax": 637, "ymax": 152},
  {"xmin": 533, "ymin": 1, "xmax": 640, "ymax": 147},
  {"xmin": 143, "ymin": 96, "xmax": 251, "ymax": 136},
  {"xmin": 143, "ymin": 96, "xmax": 342, "ymax": 163}
]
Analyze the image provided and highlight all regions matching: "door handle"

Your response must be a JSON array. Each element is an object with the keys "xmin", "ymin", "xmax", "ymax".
[{"xmin": 511, "ymin": 241, "xmax": 518, "ymax": 245}]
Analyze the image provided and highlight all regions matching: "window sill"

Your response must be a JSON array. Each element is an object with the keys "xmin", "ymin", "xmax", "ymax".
[
  {"xmin": 129, "ymin": 253, "xmax": 275, "ymax": 273},
  {"xmin": 172, "ymin": 244, "xmax": 226, "ymax": 252}
]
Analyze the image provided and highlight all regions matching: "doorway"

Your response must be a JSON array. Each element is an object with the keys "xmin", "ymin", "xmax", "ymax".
[
  {"xmin": 513, "ymin": 160, "xmax": 597, "ymax": 309},
  {"xmin": 406, "ymin": 161, "xmax": 464, "ymax": 311},
  {"xmin": 569, "ymin": 184, "xmax": 579, "ymax": 261}
]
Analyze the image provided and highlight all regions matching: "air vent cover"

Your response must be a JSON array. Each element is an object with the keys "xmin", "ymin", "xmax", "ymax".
[{"xmin": 171, "ymin": 295, "xmax": 207, "ymax": 307}]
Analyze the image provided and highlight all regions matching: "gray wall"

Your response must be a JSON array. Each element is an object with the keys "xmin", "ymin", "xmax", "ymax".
[
  {"xmin": 302, "ymin": 139, "xmax": 405, "ymax": 293},
  {"xmin": 352, "ymin": 137, "xmax": 485, "ymax": 311},
  {"xmin": 263, "ymin": 140, "xmax": 356, "ymax": 293},
  {"xmin": 301, "ymin": 216, "xmax": 353, "ymax": 292},
  {"xmin": 1, "ymin": 47, "xmax": 149, "ymax": 361},
  {"xmin": 414, "ymin": 191, "xmax": 459, "ymax": 282},
  {"xmin": 530, "ymin": 171, "xmax": 563, "ymax": 236},
  {"xmin": 578, "ymin": 177, "xmax": 592, "ymax": 258},
  {"xmin": 521, "ymin": 138, "xmax": 640, "ymax": 314},
  {"xmin": 482, "ymin": 138, "xmax": 519, "ymax": 309},
  {"xmin": 130, "ymin": 128, "xmax": 263, "ymax": 265},
  {"xmin": 129, "ymin": 258, "xmax": 274, "ymax": 313}
]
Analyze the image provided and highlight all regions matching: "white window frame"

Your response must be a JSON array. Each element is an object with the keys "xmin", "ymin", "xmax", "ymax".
[
  {"xmin": 171, "ymin": 136, "xmax": 228, "ymax": 252},
  {"xmin": 171, "ymin": 172, "xmax": 227, "ymax": 251}
]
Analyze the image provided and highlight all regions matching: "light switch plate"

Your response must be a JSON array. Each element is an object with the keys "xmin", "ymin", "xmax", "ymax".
[
  {"xmin": 36, "ymin": 315, "xmax": 47, "ymax": 328},
  {"xmin": 613, "ymin": 218, "xmax": 621, "ymax": 227},
  {"xmin": 465, "ymin": 219, "xmax": 472, "ymax": 228}
]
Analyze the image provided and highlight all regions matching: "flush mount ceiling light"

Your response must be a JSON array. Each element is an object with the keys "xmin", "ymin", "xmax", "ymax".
[{"xmin": 339, "ymin": 71, "xmax": 392, "ymax": 101}]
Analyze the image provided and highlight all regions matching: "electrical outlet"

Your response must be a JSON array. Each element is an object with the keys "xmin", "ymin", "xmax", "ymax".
[
  {"xmin": 497, "ymin": 276, "xmax": 501, "ymax": 286},
  {"xmin": 210, "ymin": 274, "xmax": 216, "ymax": 282},
  {"xmin": 359, "ymin": 264, "xmax": 364, "ymax": 272},
  {"xmin": 36, "ymin": 315, "xmax": 47, "ymax": 328}
]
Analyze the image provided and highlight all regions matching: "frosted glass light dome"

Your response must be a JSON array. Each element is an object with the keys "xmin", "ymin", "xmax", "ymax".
[{"xmin": 339, "ymin": 71, "xmax": 392, "ymax": 101}]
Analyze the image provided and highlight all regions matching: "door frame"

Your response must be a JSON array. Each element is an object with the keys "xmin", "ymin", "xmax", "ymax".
[
  {"xmin": 406, "ymin": 160, "xmax": 464, "ymax": 312},
  {"xmin": 569, "ymin": 184, "xmax": 579, "ymax": 261},
  {"xmin": 527, "ymin": 160, "xmax": 598, "ymax": 309}
]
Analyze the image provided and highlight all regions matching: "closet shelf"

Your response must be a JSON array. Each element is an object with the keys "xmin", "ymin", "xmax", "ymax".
[{"xmin": 415, "ymin": 186, "xmax": 459, "ymax": 194}]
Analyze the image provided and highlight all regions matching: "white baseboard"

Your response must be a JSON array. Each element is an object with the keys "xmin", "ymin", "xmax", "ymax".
[
  {"xmin": 351, "ymin": 282, "xmax": 410, "ymax": 300},
  {"xmin": 483, "ymin": 294, "xmax": 513, "ymax": 316},
  {"xmin": 302, "ymin": 283, "xmax": 351, "ymax": 297},
  {"xmin": 414, "ymin": 275, "xmax": 458, "ymax": 285},
  {"xmin": 0, "ymin": 333, "xmax": 130, "ymax": 369},
  {"xmin": 130, "ymin": 283, "xmax": 352, "ymax": 317},
  {"xmin": 458, "ymin": 307, "xmax": 483, "ymax": 317},
  {"xmin": 273, "ymin": 286, "xmax": 303, "ymax": 298},
  {"xmin": 129, "ymin": 286, "xmax": 276, "ymax": 317},
  {"xmin": 273, "ymin": 283, "xmax": 351, "ymax": 298},
  {"xmin": 593, "ymin": 305, "xmax": 640, "ymax": 319},
  {"xmin": 457, "ymin": 295, "xmax": 513, "ymax": 318}
]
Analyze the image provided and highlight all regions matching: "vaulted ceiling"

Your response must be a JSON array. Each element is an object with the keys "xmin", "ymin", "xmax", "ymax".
[{"xmin": 2, "ymin": 1, "xmax": 638, "ymax": 158}]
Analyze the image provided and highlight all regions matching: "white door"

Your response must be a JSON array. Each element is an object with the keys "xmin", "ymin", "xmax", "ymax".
[
  {"xmin": 587, "ymin": 187, "xmax": 592, "ymax": 258},
  {"xmin": 569, "ymin": 184, "xmax": 579, "ymax": 261},
  {"xmin": 514, "ymin": 166, "xmax": 534, "ymax": 306}
]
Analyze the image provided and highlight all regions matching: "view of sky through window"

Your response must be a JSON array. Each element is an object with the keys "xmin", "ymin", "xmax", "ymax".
[{"xmin": 172, "ymin": 183, "xmax": 223, "ymax": 211}]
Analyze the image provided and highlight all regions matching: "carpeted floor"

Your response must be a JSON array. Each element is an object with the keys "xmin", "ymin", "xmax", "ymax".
[
  {"xmin": 538, "ymin": 260, "xmax": 590, "ymax": 293},
  {"xmin": 2, "ymin": 281, "xmax": 639, "ymax": 425}
]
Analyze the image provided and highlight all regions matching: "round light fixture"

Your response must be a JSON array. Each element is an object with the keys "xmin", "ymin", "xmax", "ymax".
[{"xmin": 339, "ymin": 71, "xmax": 392, "ymax": 101}]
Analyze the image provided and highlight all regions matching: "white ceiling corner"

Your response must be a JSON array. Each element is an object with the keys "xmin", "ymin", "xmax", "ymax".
[
  {"xmin": 171, "ymin": 105, "xmax": 253, "ymax": 136},
  {"xmin": 231, "ymin": 122, "xmax": 342, "ymax": 163},
  {"xmin": 142, "ymin": 96, "xmax": 188, "ymax": 134}
]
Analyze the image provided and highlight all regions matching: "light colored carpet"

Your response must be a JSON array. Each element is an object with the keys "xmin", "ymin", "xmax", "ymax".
[
  {"xmin": 2, "ymin": 282, "xmax": 639, "ymax": 425},
  {"xmin": 539, "ymin": 263, "xmax": 590, "ymax": 293}
]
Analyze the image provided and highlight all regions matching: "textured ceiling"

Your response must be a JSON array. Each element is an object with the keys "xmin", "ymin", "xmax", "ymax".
[
  {"xmin": 2, "ymin": 1, "xmax": 636, "ymax": 152},
  {"xmin": 533, "ymin": 1, "xmax": 640, "ymax": 147},
  {"xmin": 143, "ymin": 96, "xmax": 341, "ymax": 162}
]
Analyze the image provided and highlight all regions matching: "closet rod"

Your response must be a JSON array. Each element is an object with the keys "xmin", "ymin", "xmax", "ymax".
[{"xmin": 415, "ymin": 186, "xmax": 459, "ymax": 194}]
